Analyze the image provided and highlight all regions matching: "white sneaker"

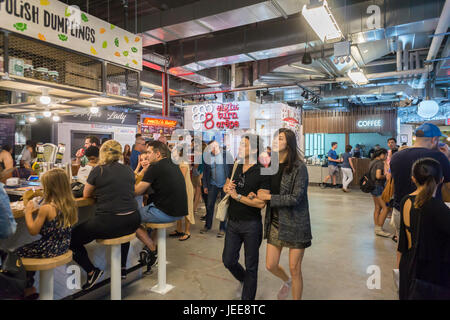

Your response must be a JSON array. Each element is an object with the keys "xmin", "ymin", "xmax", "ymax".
[
  {"xmin": 235, "ymin": 282, "xmax": 243, "ymax": 299},
  {"xmin": 277, "ymin": 279, "xmax": 292, "ymax": 300},
  {"xmin": 375, "ymin": 226, "xmax": 392, "ymax": 238}
]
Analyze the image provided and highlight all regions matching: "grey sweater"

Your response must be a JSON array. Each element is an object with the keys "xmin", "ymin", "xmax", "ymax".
[{"xmin": 264, "ymin": 160, "xmax": 313, "ymax": 244}]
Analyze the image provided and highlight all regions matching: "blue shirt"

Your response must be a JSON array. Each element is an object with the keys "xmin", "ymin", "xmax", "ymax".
[
  {"xmin": 0, "ymin": 183, "xmax": 17, "ymax": 239},
  {"xmin": 328, "ymin": 149, "xmax": 338, "ymax": 166},
  {"xmin": 130, "ymin": 149, "xmax": 141, "ymax": 171},
  {"xmin": 341, "ymin": 152, "xmax": 352, "ymax": 169},
  {"xmin": 210, "ymin": 154, "xmax": 226, "ymax": 188}
]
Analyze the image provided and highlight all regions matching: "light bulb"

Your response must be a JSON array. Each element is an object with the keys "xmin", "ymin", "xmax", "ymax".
[
  {"xmin": 90, "ymin": 106, "xmax": 99, "ymax": 114},
  {"xmin": 52, "ymin": 115, "xmax": 60, "ymax": 122},
  {"xmin": 39, "ymin": 95, "xmax": 51, "ymax": 105},
  {"xmin": 28, "ymin": 116, "xmax": 36, "ymax": 123},
  {"xmin": 43, "ymin": 110, "xmax": 52, "ymax": 117}
]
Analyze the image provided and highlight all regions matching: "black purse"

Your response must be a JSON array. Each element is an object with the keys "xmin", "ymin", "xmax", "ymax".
[
  {"xmin": 71, "ymin": 182, "xmax": 85, "ymax": 198},
  {"xmin": 0, "ymin": 249, "xmax": 27, "ymax": 299},
  {"xmin": 407, "ymin": 205, "xmax": 450, "ymax": 300}
]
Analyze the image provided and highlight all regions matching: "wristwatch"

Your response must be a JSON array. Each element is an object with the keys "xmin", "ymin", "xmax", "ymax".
[{"xmin": 236, "ymin": 194, "xmax": 242, "ymax": 202}]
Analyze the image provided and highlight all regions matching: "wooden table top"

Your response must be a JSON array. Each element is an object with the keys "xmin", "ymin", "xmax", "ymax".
[{"xmin": 12, "ymin": 197, "xmax": 95, "ymax": 219}]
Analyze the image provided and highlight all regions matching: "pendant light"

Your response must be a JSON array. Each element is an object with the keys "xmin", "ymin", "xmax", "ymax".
[{"xmin": 302, "ymin": 32, "xmax": 312, "ymax": 65}]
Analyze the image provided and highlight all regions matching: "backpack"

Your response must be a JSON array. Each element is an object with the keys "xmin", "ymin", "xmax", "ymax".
[
  {"xmin": 0, "ymin": 249, "xmax": 27, "ymax": 299},
  {"xmin": 360, "ymin": 161, "xmax": 378, "ymax": 193}
]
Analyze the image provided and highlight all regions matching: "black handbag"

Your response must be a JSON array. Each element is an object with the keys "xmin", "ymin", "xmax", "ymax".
[
  {"xmin": 407, "ymin": 204, "xmax": 450, "ymax": 300},
  {"xmin": 0, "ymin": 249, "xmax": 27, "ymax": 299},
  {"xmin": 360, "ymin": 162, "xmax": 377, "ymax": 193},
  {"xmin": 71, "ymin": 182, "xmax": 85, "ymax": 198}
]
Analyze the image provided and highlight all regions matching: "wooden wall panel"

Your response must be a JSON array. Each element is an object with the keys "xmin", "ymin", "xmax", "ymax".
[{"xmin": 302, "ymin": 107, "xmax": 397, "ymax": 135}]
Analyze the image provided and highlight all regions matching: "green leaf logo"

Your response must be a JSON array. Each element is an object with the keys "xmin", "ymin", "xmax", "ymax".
[
  {"xmin": 125, "ymin": 63, "xmax": 130, "ymax": 67},
  {"xmin": 81, "ymin": 13, "xmax": 88, "ymax": 22},
  {"xmin": 123, "ymin": 51, "xmax": 129, "ymax": 57},
  {"xmin": 131, "ymin": 47, "xmax": 138, "ymax": 53},
  {"xmin": 110, "ymin": 24, "xmax": 115, "ymax": 30},
  {"xmin": 65, "ymin": 7, "xmax": 71, "ymax": 17},
  {"xmin": 102, "ymin": 41, "xmax": 108, "ymax": 48},
  {"xmin": 58, "ymin": 34, "xmax": 68, "ymax": 41},
  {"xmin": 13, "ymin": 23, "xmax": 27, "ymax": 32},
  {"xmin": 114, "ymin": 38, "xmax": 119, "ymax": 47}
]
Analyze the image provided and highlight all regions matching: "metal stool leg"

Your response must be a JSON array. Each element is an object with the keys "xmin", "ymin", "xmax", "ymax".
[
  {"xmin": 110, "ymin": 244, "xmax": 121, "ymax": 300},
  {"xmin": 39, "ymin": 269, "xmax": 54, "ymax": 300},
  {"xmin": 151, "ymin": 228, "xmax": 174, "ymax": 294}
]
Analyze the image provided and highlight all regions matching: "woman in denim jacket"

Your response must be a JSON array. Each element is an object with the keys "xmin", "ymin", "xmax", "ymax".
[{"xmin": 257, "ymin": 128, "xmax": 312, "ymax": 300}]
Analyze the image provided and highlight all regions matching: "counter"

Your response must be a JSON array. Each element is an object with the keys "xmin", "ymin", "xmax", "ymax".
[
  {"xmin": 306, "ymin": 158, "xmax": 370, "ymax": 187},
  {"xmin": 1, "ymin": 194, "xmax": 144, "ymax": 300}
]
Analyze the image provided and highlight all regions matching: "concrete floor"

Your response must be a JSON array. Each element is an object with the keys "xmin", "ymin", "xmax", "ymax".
[{"xmin": 121, "ymin": 186, "xmax": 399, "ymax": 300}]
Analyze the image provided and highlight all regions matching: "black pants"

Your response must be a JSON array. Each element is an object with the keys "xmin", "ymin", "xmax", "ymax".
[
  {"xmin": 222, "ymin": 218, "xmax": 262, "ymax": 300},
  {"xmin": 70, "ymin": 211, "xmax": 141, "ymax": 273}
]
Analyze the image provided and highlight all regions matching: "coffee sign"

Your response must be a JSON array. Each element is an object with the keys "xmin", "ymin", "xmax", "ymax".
[{"xmin": 0, "ymin": 0, "xmax": 142, "ymax": 70}]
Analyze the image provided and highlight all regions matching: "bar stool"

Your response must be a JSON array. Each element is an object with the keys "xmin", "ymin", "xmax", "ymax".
[
  {"xmin": 144, "ymin": 222, "xmax": 175, "ymax": 295},
  {"xmin": 21, "ymin": 250, "xmax": 73, "ymax": 300},
  {"xmin": 97, "ymin": 233, "xmax": 136, "ymax": 300}
]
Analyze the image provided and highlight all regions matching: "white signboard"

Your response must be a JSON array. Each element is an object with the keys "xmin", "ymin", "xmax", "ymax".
[
  {"xmin": 0, "ymin": 0, "xmax": 142, "ymax": 70},
  {"xmin": 357, "ymin": 119, "xmax": 382, "ymax": 127},
  {"xmin": 184, "ymin": 101, "xmax": 251, "ymax": 131}
]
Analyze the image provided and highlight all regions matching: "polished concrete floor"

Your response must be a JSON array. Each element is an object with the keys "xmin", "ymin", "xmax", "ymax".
[{"xmin": 121, "ymin": 186, "xmax": 399, "ymax": 300}]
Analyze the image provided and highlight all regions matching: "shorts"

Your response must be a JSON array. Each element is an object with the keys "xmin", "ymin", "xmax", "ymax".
[
  {"xmin": 328, "ymin": 165, "xmax": 339, "ymax": 176},
  {"xmin": 139, "ymin": 203, "xmax": 183, "ymax": 224},
  {"xmin": 268, "ymin": 223, "xmax": 311, "ymax": 249},
  {"xmin": 371, "ymin": 184, "xmax": 384, "ymax": 197}
]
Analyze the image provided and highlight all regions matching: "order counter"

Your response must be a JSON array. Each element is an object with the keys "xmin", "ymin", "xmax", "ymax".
[
  {"xmin": 1, "ymin": 193, "xmax": 144, "ymax": 300},
  {"xmin": 306, "ymin": 158, "xmax": 370, "ymax": 187}
]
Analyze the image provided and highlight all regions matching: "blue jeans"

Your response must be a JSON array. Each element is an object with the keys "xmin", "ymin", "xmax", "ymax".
[
  {"xmin": 0, "ymin": 183, "xmax": 16, "ymax": 239},
  {"xmin": 222, "ymin": 218, "xmax": 263, "ymax": 300},
  {"xmin": 140, "ymin": 203, "xmax": 183, "ymax": 223},
  {"xmin": 205, "ymin": 184, "xmax": 227, "ymax": 231}
]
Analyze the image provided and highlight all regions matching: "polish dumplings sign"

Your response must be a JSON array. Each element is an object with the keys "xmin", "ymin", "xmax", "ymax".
[{"xmin": 0, "ymin": 0, "xmax": 142, "ymax": 70}]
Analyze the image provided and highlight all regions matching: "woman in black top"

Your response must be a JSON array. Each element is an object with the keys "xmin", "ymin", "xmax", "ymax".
[
  {"xmin": 398, "ymin": 158, "xmax": 450, "ymax": 299},
  {"xmin": 257, "ymin": 128, "xmax": 312, "ymax": 300},
  {"xmin": 70, "ymin": 140, "xmax": 141, "ymax": 290},
  {"xmin": 222, "ymin": 134, "xmax": 270, "ymax": 300}
]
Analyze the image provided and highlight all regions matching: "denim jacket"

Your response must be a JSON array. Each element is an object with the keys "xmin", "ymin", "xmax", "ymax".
[
  {"xmin": 0, "ymin": 183, "xmax": 17, "ymax": 239},
  {"xmin": 264, "ymin": 160, "xmax": 312, "ymax": 244}
]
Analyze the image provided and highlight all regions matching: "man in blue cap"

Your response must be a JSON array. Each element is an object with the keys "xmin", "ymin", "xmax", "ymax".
[{"xmin": 390, "ymin": 123, "xmax": 450, "ymax": 267}]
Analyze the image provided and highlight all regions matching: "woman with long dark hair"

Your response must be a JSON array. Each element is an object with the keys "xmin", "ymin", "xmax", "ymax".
[
  {"xmin": 257, "ymin": 128, "xmax": 312, "ymax": 300},
  {"xmin": 123, "ymin": 144, "xmax": 131, "ymax": 166},
  {"xmin": 222, "ymin": 134, "xmax": 270, "ymax": 300},
  {"xmin": 398, "ymin": 158, "xmax": 450, "ymax": 299}
]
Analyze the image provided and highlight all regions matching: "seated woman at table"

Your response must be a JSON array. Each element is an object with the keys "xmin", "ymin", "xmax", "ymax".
[
  {"xmin": 15, "ymin": 168, "xmax": 78, "ymax": 299},
  {"xmin": 134, "ymin": 151, "xmax": 150, "ymax": 209},
  {"xmin": 76, "ymin": 146, "xmax": 100, "ymax": 184},
  {"xmin": 70, "ymin": 140, "xmax": 141, "ymax": 289}
]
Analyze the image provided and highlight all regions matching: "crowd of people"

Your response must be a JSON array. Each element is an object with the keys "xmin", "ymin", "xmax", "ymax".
[{"xmin": 1, "ymin": 122, "xmax": 449, "ymax": 300}]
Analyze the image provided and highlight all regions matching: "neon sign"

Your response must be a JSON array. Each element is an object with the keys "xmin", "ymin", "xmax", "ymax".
[{"xmin": 357, "ymin": 120, "xmax": 382, "ymax": 127}]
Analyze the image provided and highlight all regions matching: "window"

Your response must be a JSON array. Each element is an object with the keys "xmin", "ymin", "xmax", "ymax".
[{"xmin": 305, "ymin": 133, "xmax": 325, "ymax": 157}]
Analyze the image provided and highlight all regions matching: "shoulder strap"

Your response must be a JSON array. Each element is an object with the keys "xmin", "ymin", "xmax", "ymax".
[{"xmin": 230, "ymin": 161, "xmax": 239, "ymax": 181}]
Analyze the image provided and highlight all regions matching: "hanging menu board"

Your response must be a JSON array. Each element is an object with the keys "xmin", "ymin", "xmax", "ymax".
[
  {"xmin": 0, "ymin": 118, "xmax": 15, "ymax": 148},
  {"xmin": 0, "ymin": 0, "xmax": 142, "ymax": 70}
]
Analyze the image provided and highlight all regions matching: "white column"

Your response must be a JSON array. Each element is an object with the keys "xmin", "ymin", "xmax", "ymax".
[
  {"xmin": 110, "ymin": 244, "xmax": 121, "ymax": 300},
  {"xmin": 151, "ymin": 228, "xmax": 174, "ymax": 294},
  {"xmin": 39, "ymin": 269, "xmax": 54, "ymax": 300}
]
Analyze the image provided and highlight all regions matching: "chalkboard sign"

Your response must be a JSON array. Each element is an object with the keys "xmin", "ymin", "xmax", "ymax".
[{"xmin": 0, "ymin": 118, "xmax": 15, "ymax": 149}]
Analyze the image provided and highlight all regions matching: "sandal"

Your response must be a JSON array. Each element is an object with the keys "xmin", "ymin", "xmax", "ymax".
[
  {"xmin": 169, "ymin": 231, "xmax": 185, "ymax": 237},
  {"xmin": 179, "ymin": 234, "xmax": 191, "ymax": 241}
]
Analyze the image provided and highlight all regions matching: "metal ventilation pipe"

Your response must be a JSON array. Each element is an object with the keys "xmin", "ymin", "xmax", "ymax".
[
  {"xmin": 397, "ymin": 39, "xmax": 403, "ymax": 72},
  {"xmin": 417, "ymin": 0, "xmax": 450, "ymax": 88}
]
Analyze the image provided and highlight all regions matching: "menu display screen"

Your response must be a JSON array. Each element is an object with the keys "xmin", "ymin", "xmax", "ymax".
[{"xmin": 0, "ymin": 118, "xmax": 15, "ymax": 149}]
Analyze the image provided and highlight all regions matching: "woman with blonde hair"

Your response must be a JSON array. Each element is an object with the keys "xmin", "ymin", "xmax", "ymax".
[
  {"xmin": 16, "ymin": 168, "xmax": 78, "ymax": 299},
  {"xmin": 70, "ymin": 140, "xmax": 141, "ymax": 289}
]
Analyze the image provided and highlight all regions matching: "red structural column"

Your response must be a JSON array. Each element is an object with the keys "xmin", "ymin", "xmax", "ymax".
[{"xmin": 162, "ymin": 72, "xmax": 170, "ymax": 117}]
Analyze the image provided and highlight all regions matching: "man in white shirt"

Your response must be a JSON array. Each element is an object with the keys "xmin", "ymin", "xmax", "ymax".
[{"xmin": 76, "ymin": 146, "xmax": 99, "ymax": 184}]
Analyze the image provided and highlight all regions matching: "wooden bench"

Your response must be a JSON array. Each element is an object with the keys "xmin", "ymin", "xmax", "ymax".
[
  {"xmin": 144, "ymin": 222, "xmax": 175, "ymax": 295},
  {"xmin": 21, "ymin": 250, "xmax": 73, "ymax": 300},
  {"xmin": 97, "ymin": 233, "xmax": 136, "ymax": 300}
]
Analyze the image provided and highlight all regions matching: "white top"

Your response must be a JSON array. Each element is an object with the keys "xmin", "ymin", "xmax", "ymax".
[{"xmin": 77, "ymin": 165, "xmax": 94, "ymax": 184}]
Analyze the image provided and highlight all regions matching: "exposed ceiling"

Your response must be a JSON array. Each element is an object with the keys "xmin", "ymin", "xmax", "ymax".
[{"xmin": 77, "ymin": 0, "xmax": 450, "ymax": 110}]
